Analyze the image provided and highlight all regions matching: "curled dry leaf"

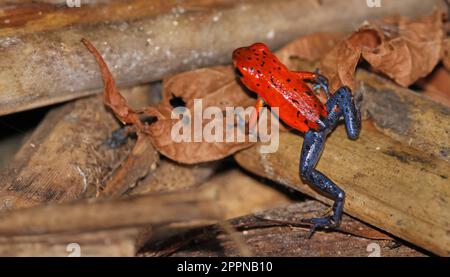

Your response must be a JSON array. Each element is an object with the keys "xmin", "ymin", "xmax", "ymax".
[
  {"xmin": 81, "ymin": 38, "xmax": 144, "ymax": 129},
  {"xmin": 83, "ymin": 38, "xmax": 255, "ymax": 164},
  {"xmin": 275, "ymin": 33, "xmax": 344, "ymax": 104},
  {"xmin": 101, "ymin": 135, "xmax": 159, "ymax": 197},
  {"xmin": 418, "ymin": 66, "xmax": 450, "ymax": 107},
  {"xmin": 142, "ymin": 66, "xmax": 256, "ymax": 164},
  {"xmin": 276, "ymin": 33, "xmax": 344, "ymax": 70},
  {"xmin": 320, "ymin": 11, "xmax": 445, "ymax": 92}
]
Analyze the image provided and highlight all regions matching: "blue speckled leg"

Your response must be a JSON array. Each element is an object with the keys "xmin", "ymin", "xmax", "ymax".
[
  {"xmin": 325, "ymin": 86, "xmax": 361, "ymax": 139},
  {"xmin": 300, "ymin": 86, "xmax": 361, "ymax": 237}
]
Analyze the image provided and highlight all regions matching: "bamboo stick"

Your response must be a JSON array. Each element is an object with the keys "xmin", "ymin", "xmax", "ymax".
[{"xmin": 358, "ymin": 70, "xmax": 450, "ymax": 162}]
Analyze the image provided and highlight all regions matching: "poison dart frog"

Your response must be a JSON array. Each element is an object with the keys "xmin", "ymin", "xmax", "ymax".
[{"xmin": 232, "ymin": 42, "xmax": 361, "ymax": 236}]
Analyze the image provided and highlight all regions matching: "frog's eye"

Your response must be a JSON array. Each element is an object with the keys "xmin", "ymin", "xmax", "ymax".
[{"xmin": 250, "ymin": 42, "xmax": 269, "ymax": 52}]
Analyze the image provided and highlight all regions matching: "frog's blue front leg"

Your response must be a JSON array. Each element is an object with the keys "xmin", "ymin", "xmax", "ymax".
[
  {"xmin": 300, "ymin": 86, "xmax": 361, "ymax": 237},
  {"xmin": 325, "ymin": 86, "xmax": 361, "ymax": 139}
]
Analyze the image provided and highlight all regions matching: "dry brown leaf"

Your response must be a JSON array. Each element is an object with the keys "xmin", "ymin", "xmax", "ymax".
[
  {"xmin": 273, "ymin": 33, "xmax": 344, "ymax": 104},
  {"xmin": 83, "ymin": 38, "xmax": 255, "ymax": 164},
  {"xmin": 321, "ymin": 11, "xmax": 444, "ymax": 92},
  {"xmin": 81, "ymin": 38, "xmax": 143, "ymax": 129},
  {"xmin": 142, "ymin": 66, "xmax": 256, "ymax": 164},
  {"xmin": 101, "ymin": 135, "xmax": 159, "ymax": 197},
  {"xmin": 418, "ymin": 66, "xmax": 450, "ymax": 107},
  {"xmin": 320, "ymin": 29, "xmax": 380, "ymax": 92},
  {"xmin": 443, "ymin": 37, "xmax": 450, "ymax": 71},
  {"xmin": 276, "ymin": 33, "xmax": 344, "ymax": 69}
]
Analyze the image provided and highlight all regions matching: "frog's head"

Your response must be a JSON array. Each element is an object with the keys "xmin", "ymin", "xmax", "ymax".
[{"xmin": 232, "ymin": 42, "xmax": 270, "ymax": 81}]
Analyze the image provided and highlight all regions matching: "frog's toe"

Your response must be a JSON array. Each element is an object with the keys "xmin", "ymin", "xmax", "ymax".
[
  {"xmin": 302, "ymin": 216, "xmax": 335, "ymax": 227},
  {"xmin": 312, "ymin": 84, "xmax": 321, "ymax": 94},
  {"xmin": 301, "ymin": 216, "xmax": 337, "ymax": 238},
  {"xmin": 314, "ymin": 75, "xmax": 330, "ymax": 98}
]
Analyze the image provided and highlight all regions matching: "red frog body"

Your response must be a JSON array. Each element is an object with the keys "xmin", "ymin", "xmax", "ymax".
[
  {"xmin": 232, "ymin": 42, "xmax": 328, "ymax": 133},
  {"xmin": 232, "ymin": 42, "xmax": 361, "ymax": 235}
]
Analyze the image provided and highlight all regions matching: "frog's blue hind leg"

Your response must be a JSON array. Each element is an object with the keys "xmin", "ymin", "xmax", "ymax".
[
  {"xmin": 299, "ymin": 130, "xmax": 344, "ymax": 237},
  {"xmin": 300, "ymin": 86, "xmax": 361, "ymax": 237}
]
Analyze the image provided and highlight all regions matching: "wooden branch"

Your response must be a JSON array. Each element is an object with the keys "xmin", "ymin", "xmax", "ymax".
[
  {"xmin": 203, "ymin": 170, "xmax": 292, "ymax": 220},
  {"xmin": 0, "ymin": 0, "xmax": 190, "ymax": 36},
  {"xmin": 235, "ymin": 73, "xmax": 450, "ymax": 256},
  {"xmin": 145, "ymin": 202, "xmax": 424, "ymax": 257},
  {"xmin": 0, "ymin": 228, "xmax": 140, "ymax": 257},
  {"xmin": 0, "ymin": 0, "xmax": 444, "ymax": 115},
  {"xmin": 0, "ymin": 184, "xmax": 221, "ymax": 237},
  {"xmin": 132, "ymin": 168, "xmax": 293, "ymax": 250}
]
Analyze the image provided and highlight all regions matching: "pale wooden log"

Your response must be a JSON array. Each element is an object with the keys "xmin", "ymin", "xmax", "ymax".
[
  {"xmin": 0, "ymin": 0, "xmax": 444, "ymax": 115},
  {"xmin": 0, "ymin": 0, "xmax": 193, "ymax": 36}
]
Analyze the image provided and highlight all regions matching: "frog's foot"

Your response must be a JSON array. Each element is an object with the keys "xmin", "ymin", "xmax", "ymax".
[
  {"xmin": 301, "ymin": 216, "xmax": 337, "ymax": 238},
  {"xmin": 312, "ymin": 69, "xmax": 330, "ymax": 99}
]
